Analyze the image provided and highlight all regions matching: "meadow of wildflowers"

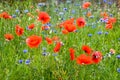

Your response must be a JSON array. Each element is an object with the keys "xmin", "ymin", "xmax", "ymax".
[{"xmin": 0, "ymin": 0, "xmax": 120, "ymax": 80}]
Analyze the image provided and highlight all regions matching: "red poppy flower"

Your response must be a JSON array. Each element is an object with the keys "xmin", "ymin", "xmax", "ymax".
[
  {"xmin": 105, "ymin": 23, "xmax": 113, "ymax": 29},
  {"xmin": 45, "ymin": 37, "xmax": 53, "ymax": 44},
  {"xmin": 52, "ymin": 36, "xmax": 59, "ymax": 42},
  {"xmin": 107, "ymin": 17, "xmax": 116, "ymax": 24},
  {"xmin": 61, "ymin": 18, "xmax": 74, "ymax": 27},
  {"xmin": 28, "ymin": 23, "xmax": 35, "ymax": 30},
  {"xmin": 69, "ymin": 48, "xmax": 75, "ymax": 60},
  {"xmin": 76, "ymin": 17, "xmax": 86, "ymax": 28},
  {"xmin": 82, "ymin": 2, "xmax": 91, "ymax": 9},
  {"xmin": 100, "ymin": 12, "xmax": 109, "ymax": 18},
  {"xmin": 64, "ymin": 24, "xmax": 76, "ymax": 32},
  {"xmin": 0, "ymin": 12, "xmax": 12, "ymax": 19},
  {"xmin": 82, "ymin": 45, "xmax": 92, "ymax": 54},
  {"xmin": 15, "ymin": 25, "xmax": 24, "ymax": 36},
  {"xmin": 86, "ymin": 12, "xmax": 92, "ymax": 17},
  {"xmin": 76, "ymin": 54, "xmax": 93, "ymax": 65},
  {"xmin": 62, "ymin": 29, "xmax": 69, "ymax": 34},
  {"xmin": 4, "ymin": 33, "xmax": 14, "ymax": 41},
  {"xmin": 26, "ymin": 35, "xmax": 42, "ymax": 48},
  {"xmin": 54, "ymin": 42, "xmax": 61, "ymax": 53},
  {"xmin": 38, "ymin": 12, "xmax": 50, "ymax": 24},
  {"xmin": 92, "ymin": 51, "xmax": 102, "ymax": 64}
]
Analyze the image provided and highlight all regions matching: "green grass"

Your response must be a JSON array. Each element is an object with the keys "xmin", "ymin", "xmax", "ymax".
[{"xmin": 0, "ymin": 0, "xmax": 120, "ymax": 80}]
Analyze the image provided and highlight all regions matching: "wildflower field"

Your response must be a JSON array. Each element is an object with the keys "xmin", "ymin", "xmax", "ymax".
[{"xmin": 0, "ymin": 0, "xmax": 120, "ymax": 80}]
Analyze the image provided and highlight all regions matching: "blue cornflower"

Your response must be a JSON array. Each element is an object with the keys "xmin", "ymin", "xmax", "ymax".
[
  {"xmin": 100, "ymin": 18, "xmax": 107, "ymax": 23},
  {"xmin": 47, "ymin": 23, "xmax": 51, "ymax": 27},
  {"xmin": 106, "ymin": 53, "xmax": 111, "ymax": 58},
  {"xmin": 12, "ymin": 14, "xmax": 16, "ymax": 18},
  {"xmin": 61, "ymin": 17, "xmax": 64, "ymax": 20},
  {"xmin": 82, "ymin": 12, "xmax": 86, "ymax": 15},
  {"xmin": 53, "ymin": 29, "xmax": 57, "ymax": 33},
  {"xmin": 26, "ymin": 26, "xmax": 29, "ymax": 30},
  {"xmin": 23, "ymin": 49, "xmax": 28, "ymax": 53},
  {"xmin": 117, "ymin": 68, "xmax": 120, "ymax": 73},
  {"xmin": 116, "ymin": 55, "xmax": 120, "ymax": 59},
  {"xmin": 59, "ymin": 12, "xmax": 64, "ymax": 15},
  {"xmin": 110, "ymin": 14, "xmax": 113, "ymax": 17},
  {"xmin": 45, "ymin": 27, "xmax": 49, "ymax": 30},
  {"xmin": 25, "ymin": 59, "xmax": 30, "ymax": 64},
  {"xmin": 42, "ymin": 52, "xmax": 48, "ymax": 56},
  {"xmin": 66, "ymin": 1, "xmax": 71, "ymax": 4},
  {"xmin": 63, "ymin": 8, "xmax": 67, "ymax": 11},
  {"xmin": 42, "ymin": 47, "xmax": 46, "ymax": 51},
  {"xmin": 15, "ymin": 9, "xmax": 20, "ymax": 13},
  {"xmin": 97, "ymin": 31, "xmax": 102, "ymax": 35},
  {"xmin": 88, "ymin": 34, "xmax": 92, "ymax": 37},
  {"xmin": 104, "ymin": 19, "xmax": 108, "ymax": 23},
  {"xmin": 103, "ymin": 0, "xmax": 107, "ymax": 3},
  {"xmin": 75, "ymin": 3, "xmax": 80, "ymax": 6},
  {"xmin": 92, "ymin": 25, "xmax": 96, "ymax": 28},
  {"xmin": 108, "ymin": 2, "xmax": 112, "ymax": 5},
  {"xmin": 52, "ymin": 53, "xmax": 58, "ymax": 56},
  {"xmin": 38, "ymin": 3, "xmax": 45, "ymax": 6},
  {"xmin": 90, "ymin": 15, "xmax": 94, "ymax": 18},
  {"xmin": 38, "ymin": 3, "xmax": 43, "ymax": 6},
  {"xmin": 69, "ymin": 16, "xmax": 73, "ymax": 18},
  {"xmin": 55, "ymin": 8, "xmax": 59, "ymax": 12},
  {"xmin": 105, "ymin": 32, "xmax": 109, "ymax": 35},
  {"xmin": 45, "ymin": 23, "xmax": 51, "ymax": 27},
  {"xmin": 19, "ymin": 60, "xmax": 23, "ymax": 64},
  {"xmin": 100, "ymin": 18, "xmax": 104, "ymax": 22},
  {"xmin": 71, "ymin": 10, "xmax": 75, "ymax": 14},
  {"xmin": 24, "ymin": 10, "xmax": 29, "ymax": 13}
]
